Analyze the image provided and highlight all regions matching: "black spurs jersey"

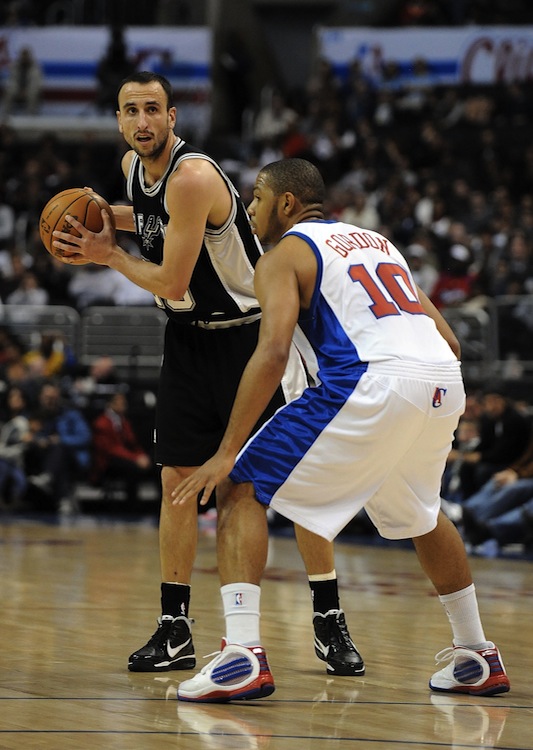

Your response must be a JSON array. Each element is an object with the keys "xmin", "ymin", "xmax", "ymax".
[{"xmin": 126, "ymin": 138, "xmax": 263, "ymax": 325}]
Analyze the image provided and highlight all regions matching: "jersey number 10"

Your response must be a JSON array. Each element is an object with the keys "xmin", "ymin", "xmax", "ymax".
[{"xmin": 349, "ymin": 262, "xmax": 425, "ymax": 319}]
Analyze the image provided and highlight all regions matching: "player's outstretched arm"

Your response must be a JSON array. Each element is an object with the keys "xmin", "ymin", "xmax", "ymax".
[{"xmin": 172, "ymin": 248, "xmax": 301, "ymax": 506}]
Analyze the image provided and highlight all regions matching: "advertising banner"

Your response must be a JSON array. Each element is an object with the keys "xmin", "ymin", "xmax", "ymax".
[{"xmin": 318, "ymin": 26, "xmax": 533, "ymax": 86}]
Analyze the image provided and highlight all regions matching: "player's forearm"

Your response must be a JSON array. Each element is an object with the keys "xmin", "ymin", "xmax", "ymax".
[
  {"xmin": 107, "ymin": 246, "xmax": 185, "ymax": 299},
  {"xmin": 111, "ymin": 204, "xmax": 135, "ymax": 232},
  {"xmin": 219, "ymin": 348, "xmax": 288, "ymax": 458}
]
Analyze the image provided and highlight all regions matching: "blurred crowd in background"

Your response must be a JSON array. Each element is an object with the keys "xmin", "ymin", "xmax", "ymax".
[
  {"xmin": 2, "ymin": 55, "xmax": 533, "ymax": 355},
  {"xmin": 0, "ymin": 0, "xmax": 532, "ymax": 552}
]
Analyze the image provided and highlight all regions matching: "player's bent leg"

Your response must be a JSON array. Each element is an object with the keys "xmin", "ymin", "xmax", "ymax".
[
  {"xmin": 294, "ymin": 524, "xmax": 365, "ymax": 676},
  {"xmin": 414, "ymin": 512, "xmax": 510, "ymax": 696},
  {"xmin": 177, "ymin": 481, "xmax": 276, "ymax": 702},
  {"xmin": 216, "ymin": 479, "xmax": 269, "ymax": 586}
]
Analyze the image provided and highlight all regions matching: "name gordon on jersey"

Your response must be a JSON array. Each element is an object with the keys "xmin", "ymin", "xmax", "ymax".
[{"xmin": 326, "ymin": 230, "xmax": 392, "ymax": 258}]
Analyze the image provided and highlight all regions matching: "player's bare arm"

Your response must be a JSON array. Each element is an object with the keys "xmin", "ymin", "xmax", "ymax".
[
  {"xmin": 171, "ymin": 248, "xmax": 301, "ymax": 506},
  {"xmin": 51, "ymin": 158, "xmax": 228, "ymax": 299},
  {"xmin": 418, "ymin": 286, "xmax": 461, "ymax": 359},
  {"xmin": 111, "ymin": 204, "xmax": 135, "ymax": 232}
]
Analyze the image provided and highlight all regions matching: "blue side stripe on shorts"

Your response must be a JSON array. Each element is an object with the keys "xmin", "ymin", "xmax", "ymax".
[{"xmin": 230, "ymin": 296, "xmax": 368, "ymax": 503}]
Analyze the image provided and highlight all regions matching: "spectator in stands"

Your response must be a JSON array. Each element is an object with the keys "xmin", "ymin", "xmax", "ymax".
[
  {"xmin": 6, "ymin": 269, "xmax": 49, "ymax": 306},
  {"xmin": 447, "ymin": 432, "xmax": 533, "ymax": 547},
  {"xmin": 22, "ymin": 330, "xmax": 76, "ymax": 378},
  {"xmin": 339, "ymin": 189, "xmax": 380, "ymax": 231},
  {"xmin": 67, "ymin": 264, "xmax": 118, "ymax": 310},
  {"xmin": 396, "ymin": 57, "xmax": 434, "ymax": 115},
  {"xmin": 0, "ymin": 327, "xmax": 36, "ymax": 391},
  {"xmin": 91, "ymin": 392, "xmax": 154, "ymax": 504},
  {"xmin": 308, "ymin": 115, "xmax": 356, "ymax": 185},
  {"xmin": 70, "ymin": 356, "xmax": 119, "ymax": 411},
  {"xmin": 95, "ymin": 27, "xmax": 137, "ymax": 114},
  {"xmin": 430, "ymin": 243, "xmax": 478, "ymax": 309},
  {"xmin": 447, "ymin": 383, "xmax": 531, "ymax": 501},
  {"xmin": 217, "ymin": 28, "xmax": 254, "ymax": 136},
  {"xmin": 0, "ymin": 46, "xmax": 43, "ymax": 117},
  {"xmin": 23, "ymin": 381, "xmax": 91, "ymax": 513},
  {"xmin": 0, "ymin": 384, "xmax": 30, "ymax": 507},
  {"xmin": 0, "ymin": 249, "xmax": 32, "ymax": 301},
  {"xmin": 253, "ymin": 89, "xmax": 298, "ymax": 151},
  {"xmin": 404, "ymin": 243, "xmax": 439, "ymax": 297},
  {"xmin": 464, "ymin": 496, "xmax": 533, "ymax": 551},
  {"xmin": 31, "ymin": 246, "xmax": 74, "ymax": 307},
  {"xmin": 0, "ymin": 326, "xmax": 19, "ymax": 368},
  {"xmin": 441, "ymin": 414, "xmax": 480, "ymax": 512},
  {"xmin": 502, "ymin": 231, "xmax": 533, "ymax": 289},
  {"xmin": 0, "ymin": 187, "xmax": 15, "ymax": 251},
  {"xmin": 67, "ymin": 233, "xmax": 154, "ymax": 310}
]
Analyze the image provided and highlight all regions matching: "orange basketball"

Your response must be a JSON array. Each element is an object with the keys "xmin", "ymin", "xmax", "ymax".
[{"xmin": 39, "ymin": 188, "xmax": 116, "ymax": 264}]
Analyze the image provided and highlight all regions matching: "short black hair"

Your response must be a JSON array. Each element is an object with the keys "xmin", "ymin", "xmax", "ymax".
[
  {"xmin": 259, "ymin": 158, "xmax": 325, "ymax": 206},
  {"xmin": 117, "ymin": 71, "xmax": 174, "ymax": 109}
]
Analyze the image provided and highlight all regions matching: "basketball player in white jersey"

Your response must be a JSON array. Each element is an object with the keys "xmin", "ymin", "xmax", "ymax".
[{"xmin": 172, "ymin": 158, "xmax": 510, "ymax": 702}]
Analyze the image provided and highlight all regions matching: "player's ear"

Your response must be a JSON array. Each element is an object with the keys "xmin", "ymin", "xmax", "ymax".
[
  {"xmin": 169, "ymin": 106, "xmax": 177, "ymax": 128},
  {"xmin": 282, "ymin": 191, "xmax": 296, "ymax": 215}
]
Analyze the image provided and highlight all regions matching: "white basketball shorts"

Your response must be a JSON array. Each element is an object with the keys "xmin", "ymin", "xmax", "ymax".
[{"xmin": 230, "ymin": 360, "xmax": 465, "ymax": 541}]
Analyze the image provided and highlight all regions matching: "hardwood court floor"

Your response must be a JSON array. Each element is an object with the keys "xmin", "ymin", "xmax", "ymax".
[{"xmin": 0, "ymin": 512, "xmax": 531, "ymax": 749}]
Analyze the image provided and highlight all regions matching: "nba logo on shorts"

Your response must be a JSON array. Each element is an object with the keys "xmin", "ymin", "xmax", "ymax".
[
  {"xmin": 432, "ymin": 387, "xmax": 447, "ymax": 408},
  {"xmin": 235, "ymin": 592, "xmax": 243, "ymax": 606}
]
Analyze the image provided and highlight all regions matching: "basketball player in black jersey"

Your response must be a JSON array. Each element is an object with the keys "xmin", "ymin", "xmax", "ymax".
[{"xmin": 52, "ymin": 72, "xmax": 363, "ymax": 678}]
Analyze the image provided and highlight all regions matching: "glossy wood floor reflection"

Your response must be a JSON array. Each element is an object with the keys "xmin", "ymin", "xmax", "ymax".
[{"xmin": 0, "ymin": 512, "xmax": 531, "ymax": 750}]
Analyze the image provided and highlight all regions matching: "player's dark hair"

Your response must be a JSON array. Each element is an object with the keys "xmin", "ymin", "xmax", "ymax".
[
  {"xmin": 259, "ymin": 158, "xmax": 325, "ymax": 206},
  {"xmin": 117, "ymin": 71, "xmax": 174, "ymax": 109}
]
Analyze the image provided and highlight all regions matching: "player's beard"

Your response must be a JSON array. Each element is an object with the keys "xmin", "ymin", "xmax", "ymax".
[
  {"xmin": 134, "ymin": 128, "xmax": 171, "ymax": 161},
  {"xmin": 261, "ymin": 205, "xmax": 286, "ymax": 247}
]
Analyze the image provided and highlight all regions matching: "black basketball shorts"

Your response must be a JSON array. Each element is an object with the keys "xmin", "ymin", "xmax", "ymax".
[{"xmin": 154, "ymin": 318, "xmax": 286, "ymax": 467}]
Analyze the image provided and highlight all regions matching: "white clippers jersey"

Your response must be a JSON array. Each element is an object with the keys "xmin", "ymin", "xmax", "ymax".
[{"xmin": 287, "ymin": 220, "xmax": 456, "ymax": 386}]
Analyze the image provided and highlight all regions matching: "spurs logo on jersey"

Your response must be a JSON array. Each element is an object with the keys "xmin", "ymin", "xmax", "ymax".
[{"xmin": 133, "ymin": 213, "xmax": 165, "ymax": 251}]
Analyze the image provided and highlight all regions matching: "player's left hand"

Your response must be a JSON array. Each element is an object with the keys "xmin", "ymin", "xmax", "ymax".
[
  {"xmin": 171, "ymin": 452, "xmax": 236, "ymax": 506},
  {"xmin": 52, "ymin": 210, "xmax": 115, "ymax": 265}
]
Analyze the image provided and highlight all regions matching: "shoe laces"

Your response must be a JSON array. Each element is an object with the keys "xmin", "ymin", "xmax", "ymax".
[
  {"xmin": 198, "ymin": 648, "xmax": 224, "ymax": 675},
  {"xmin": 328, "ymin": 611, "xmax": 358, "ymax": 653},
  {"xmin": 145, "ymin": 617, "xmax": 173, "ymax": 648},
  {"xmin": 434, "ymin": 647, "xmax": 456, "ymax": 665}
]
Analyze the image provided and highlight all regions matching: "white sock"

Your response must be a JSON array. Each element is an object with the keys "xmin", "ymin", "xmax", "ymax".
[
  {"xmin": 439, "ymin": 583, "xmax": 489, "ymax": 648},
  {"xmin": 221, "ymin": 583, "xmax": 261, "ymax": 647}
]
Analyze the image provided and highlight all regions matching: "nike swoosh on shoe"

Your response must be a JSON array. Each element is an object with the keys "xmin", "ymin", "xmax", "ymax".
[{"xmin": 167, "ymin": 638, "xmax": 192, "ymax": 659}]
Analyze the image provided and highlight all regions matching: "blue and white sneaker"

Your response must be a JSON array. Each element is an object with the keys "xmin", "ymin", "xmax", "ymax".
[
  {"xmin": 177, "ymin": 640, "xmax": 275, "ymax": 703},
  {"xmin": 429, "ymin": 642, "xmax": 510, "ymax": 696}
]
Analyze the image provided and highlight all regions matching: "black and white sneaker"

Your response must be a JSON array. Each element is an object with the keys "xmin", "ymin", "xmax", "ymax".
[
  {"xmin": 313, "ymin": 609, "xmax": 365, "ymax": 676},
  {"xmin": 128, "ymin": 615, "xmax": 196, "ymax": 672}
]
